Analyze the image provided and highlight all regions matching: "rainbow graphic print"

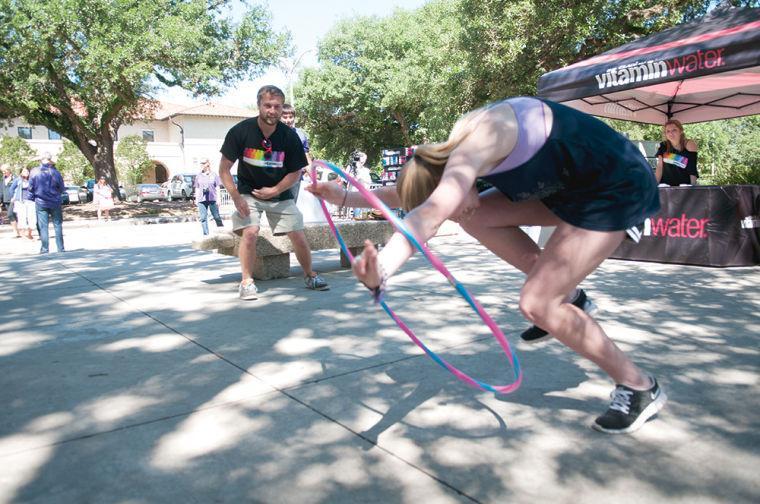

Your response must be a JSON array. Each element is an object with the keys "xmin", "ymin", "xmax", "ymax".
[
  {"xmin": 662, "ymin": 152, "xmax": 688, "ymax": 169},
  {"xmin": 242, "ymin": 147, "xmax": 285, "ymax": 168}
]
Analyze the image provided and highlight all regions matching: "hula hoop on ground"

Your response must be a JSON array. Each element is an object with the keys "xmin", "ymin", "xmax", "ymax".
[{"xmin": 311, "ymin": 160, "xmax": 522, "ymax": 394}]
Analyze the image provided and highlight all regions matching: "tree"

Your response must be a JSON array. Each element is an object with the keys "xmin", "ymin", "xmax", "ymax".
[
  {"xmin": 297, "ymin": 0, "xmax": 465, "ymax": 164},
  {"xmin": 115, "ymin": 135, "xmax": 153, "ymax": 186},
  {"xmin": 0, "ymin": 0, "xmax": 289, "ymax": 199},
  {"xmin": 455, "ymin": 0, "xmax": 716, "ymax": 108},
  {"xmin": 296, "ymin": 0, "xmax": 729, "ymax": 163},
  {"xmin": 56, "ymin": 139, "xmax": 93, "ymax": 184},
  {"xmin": 0, "ymin": 136, "xmax": 38, "ymax": 172},
  {"xmin": 689, "ymin": 116, "xmax": 760, "ymax": 185}
]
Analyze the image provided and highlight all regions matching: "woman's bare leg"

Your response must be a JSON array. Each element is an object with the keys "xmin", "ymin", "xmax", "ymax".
[
  {"xmin": 459, "ymin": 188, "xmax": 562, "ymax": 274},
  {"xmin": 519, "ymin": 222, "xmax": 649, "ymax": 388}
]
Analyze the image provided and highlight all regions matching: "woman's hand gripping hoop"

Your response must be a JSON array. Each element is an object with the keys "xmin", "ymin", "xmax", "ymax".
[{"xmin": 311, "ymin": 160, "xmax": 522, "ymax": 394}]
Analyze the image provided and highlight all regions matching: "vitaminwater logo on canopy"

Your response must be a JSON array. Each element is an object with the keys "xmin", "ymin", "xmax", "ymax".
[
  {"xmin": 595, "ymin": 48, "xmax": 726, "ymax": 90},
  {"xmin": 644, "ymin": 214, "xmax": 710, "ymax": 239}
]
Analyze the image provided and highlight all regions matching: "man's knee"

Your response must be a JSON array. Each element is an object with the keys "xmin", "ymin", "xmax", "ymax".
[
  {"xmin": 240, "ymin": 226, "xmax": 259, "ymax": 244},
  {"xmin": 287, "ymin": 229, "xmax": 308, "ymax": 245}
]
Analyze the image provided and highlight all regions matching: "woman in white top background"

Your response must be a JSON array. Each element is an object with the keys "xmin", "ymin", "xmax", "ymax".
[{"xmin": 93, "ymin": 176, "xmax": 114, "ymax": 221}]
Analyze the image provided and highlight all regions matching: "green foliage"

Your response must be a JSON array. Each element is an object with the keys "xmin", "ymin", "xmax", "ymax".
[
  {"xmin": 297, "ymin": 0, "xmax": 723, "ymax": 162},
  {"xmin": 0, "ymin": 0, "xmax": 289, "ymax": 186},
  {"xmin": 604, "ymin": 120, "xmax": 661, "ymax": 143},
  {"xmin": 297, "ymin": 0, "xmax": 466, "ymax": 164},
  {"xmin": 690, "ymin": 116, "xmax": 760, "ymax": 185},
  {"xmin": 456, "ymin": 0, "xmax": 711, "ymax": 107},
  {"xmin": 56, "ymin": 140, "xmax": 93, "ymax": 184},
  {"xmin": 115, "ymin": 135, "xmax": 153, "ymax": 185},
  {"xmin": 0, "ymin": 136, "xmax": 38, "ymax": 172}
]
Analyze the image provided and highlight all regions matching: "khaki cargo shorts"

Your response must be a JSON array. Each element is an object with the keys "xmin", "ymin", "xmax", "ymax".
[{"xmin": 231, "ymin": 194, "xmax": 304, "ymax": 236}]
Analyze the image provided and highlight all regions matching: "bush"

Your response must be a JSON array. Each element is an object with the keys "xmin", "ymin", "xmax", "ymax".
[
  {"xmin": 56, "ymin": 140, "xmax": 94, "ymax": 184},
  {"xmin": 701, "ymin": 163, "xmax": 760, "ymax": 186},
  {"xmin": 115, "ymin": 135, "xmax": 154, "ymax": 185}
]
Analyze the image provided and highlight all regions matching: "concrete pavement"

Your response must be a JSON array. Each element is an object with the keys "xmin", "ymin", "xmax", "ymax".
[{"xmin": 1, "ymin": 220, "xmax": 758, "ymax": 503}]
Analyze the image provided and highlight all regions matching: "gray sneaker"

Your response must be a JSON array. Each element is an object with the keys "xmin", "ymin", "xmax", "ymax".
[
  {"xmin": 593, "ymin": 376, "xmax": 667, "ymax": 434},
  {"xmin": 305, "ymin": 273, "xmax": 329, "ymax": 291},
  {"xmin": 238, "ymin": 279, "xmax": 258, "ymax": 300}
]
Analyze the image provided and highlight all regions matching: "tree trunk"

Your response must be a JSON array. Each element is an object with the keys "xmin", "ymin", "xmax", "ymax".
[
  {"xmin": 76, "ymin": 131, "xmax": 122, "ymax": 201},
  {"xmin": 94, "ymin": 132, "xmax": 121, "ymax": 201},
  {"xmin": 392, "ymin": 111, "xmax": 412, "ymax": 147}
]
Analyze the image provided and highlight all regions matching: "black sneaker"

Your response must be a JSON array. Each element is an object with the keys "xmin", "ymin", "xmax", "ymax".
[
  {"xmin": 520, "ymin": 289, "xmax": 597, "ymax": 343},
  {"xmin": 592, "ymin": 377, "xmax": 667, "ymax": 434}
]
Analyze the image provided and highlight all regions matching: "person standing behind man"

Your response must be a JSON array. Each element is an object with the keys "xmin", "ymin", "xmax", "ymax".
[
  {"xmin": 29, "ymin": 153, "xmax": 65, "ymax": 254},
  {"xmin": 194, "ymin": 158, "xmax": 224, "ymax": 235},
  {"xmin": 218, "ymin": 85, "xmax": 329, "ymax": 300},
  {"xmin": 281, "ymin": 103, "xmax": 311, "ymax": 203}
]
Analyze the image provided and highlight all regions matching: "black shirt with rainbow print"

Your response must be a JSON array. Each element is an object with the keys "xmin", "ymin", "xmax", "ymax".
[
  {"xmin": 656, "ymin": 142, "xmax": 698, "ymax": 186},
  {"xmin": 220, "ymin": 118, "xmax": 307, "ymax": 201}
]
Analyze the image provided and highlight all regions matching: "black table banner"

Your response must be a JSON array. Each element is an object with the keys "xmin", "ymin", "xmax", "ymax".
[{"xmin": 611, "ymin": 185, "xmax": 760, "ymax": 267}]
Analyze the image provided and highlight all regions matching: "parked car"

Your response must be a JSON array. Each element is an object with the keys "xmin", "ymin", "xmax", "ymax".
[
  {"xmin": 160, "ymin": 181, "xmax": 171, "ymax": 200},
  {"xmin": 127, "ymin": 183, "xmax": 167, "ymax": 203},
  {"xmin": 60, "ymin": 191, "xmax": 70, "ymax": 205},
  {"xmin": 165, "ymin": 174, "xmax": 196, "ymax": 200},
  {"xmin": 64, "ymin": 185, "xmax": 86, "ymax": 204},
  {"xmin": 83, "ymin": 178, "xmax": 96, "ymax": 201}
]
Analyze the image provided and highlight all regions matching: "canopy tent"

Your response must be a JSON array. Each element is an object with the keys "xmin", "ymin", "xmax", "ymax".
[{"xmin": 537, "ymin": 7, "xmax": 760, "ymax": 124}]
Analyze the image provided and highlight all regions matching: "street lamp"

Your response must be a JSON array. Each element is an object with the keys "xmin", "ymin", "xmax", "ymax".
[{"xmin": 284, "ymin": 48, "xmax": 317, "ymax": 107}]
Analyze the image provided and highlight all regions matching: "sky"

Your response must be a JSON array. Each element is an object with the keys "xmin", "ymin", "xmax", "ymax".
[{"xmin": 156, "ymin": 0, "xmax": 430, "ymax": 107}]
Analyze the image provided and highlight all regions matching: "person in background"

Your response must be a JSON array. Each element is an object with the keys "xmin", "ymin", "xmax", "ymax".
[
  {"xmin": 194, "ymin": 158, "xmax": 224, "ymax": 236},
  {"xmin": 218, "ymin": 85, "xmax": 329, "ymax": 300},
  {"xmin": 347, "ymin": 150, "xmax": 372, "ymax": 219},
  {"xmin": 655, "ymin": 119, "xmax": 698, "ymax": 186},
  {"xmin": 281, "ymin": 103, "xmax": 311, "ymax": 203},
  {"xmin": 29, "ymin": 153, "xmax": 65, "ymax": 254},
  {"xmin": 93, "ymin": 176, "xmax": 114, "ymax": 221},
  {"xmin": 9, "ymin": 168, "xmax": 36, "ymax": 240},
  {"xmin": 1, "ymin": 164, "xmax": 21, "ymax": 237}
]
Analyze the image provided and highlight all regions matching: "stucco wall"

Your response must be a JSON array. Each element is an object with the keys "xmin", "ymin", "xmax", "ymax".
[{"xmin": 2, "ymin": 112, "xmax": 248, "ymax": 178}]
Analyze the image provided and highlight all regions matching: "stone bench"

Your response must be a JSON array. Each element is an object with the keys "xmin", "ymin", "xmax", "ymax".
[{"xmin": 192, "ymin": 220, "xmax": 395, "ymax": 280}]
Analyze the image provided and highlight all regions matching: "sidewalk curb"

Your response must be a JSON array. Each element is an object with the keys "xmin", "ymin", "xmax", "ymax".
[
  {"xmin": 1, "ymin": 216, "xmax": 464, "ymax": 237},
  {"xmin": 0, "ymin": 214, "xmax": 201, "ymax": 236}
]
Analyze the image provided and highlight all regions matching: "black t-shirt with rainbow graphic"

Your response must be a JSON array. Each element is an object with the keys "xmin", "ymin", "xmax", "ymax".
[
  {"xmin": 220, "ymin": 118, "xmax": 307, "ymax": 201},
  {"xmin": 656, "ymin": 141, "xmax": 698, "ymax": 186}
]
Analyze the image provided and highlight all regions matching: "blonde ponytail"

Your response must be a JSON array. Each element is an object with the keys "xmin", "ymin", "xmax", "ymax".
[{"xmin": 397, "ymin": 104, "xmax": 492, "ymax": 211}]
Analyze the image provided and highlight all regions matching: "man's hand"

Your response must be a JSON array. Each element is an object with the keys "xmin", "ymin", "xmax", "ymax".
[
  {"xmin": 233, "ymin": 194, "xmax": 250, "ymax": 217},
  {"xmin": 252, "ymin": 186, "xmax": 279, "ymax": 200}
]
